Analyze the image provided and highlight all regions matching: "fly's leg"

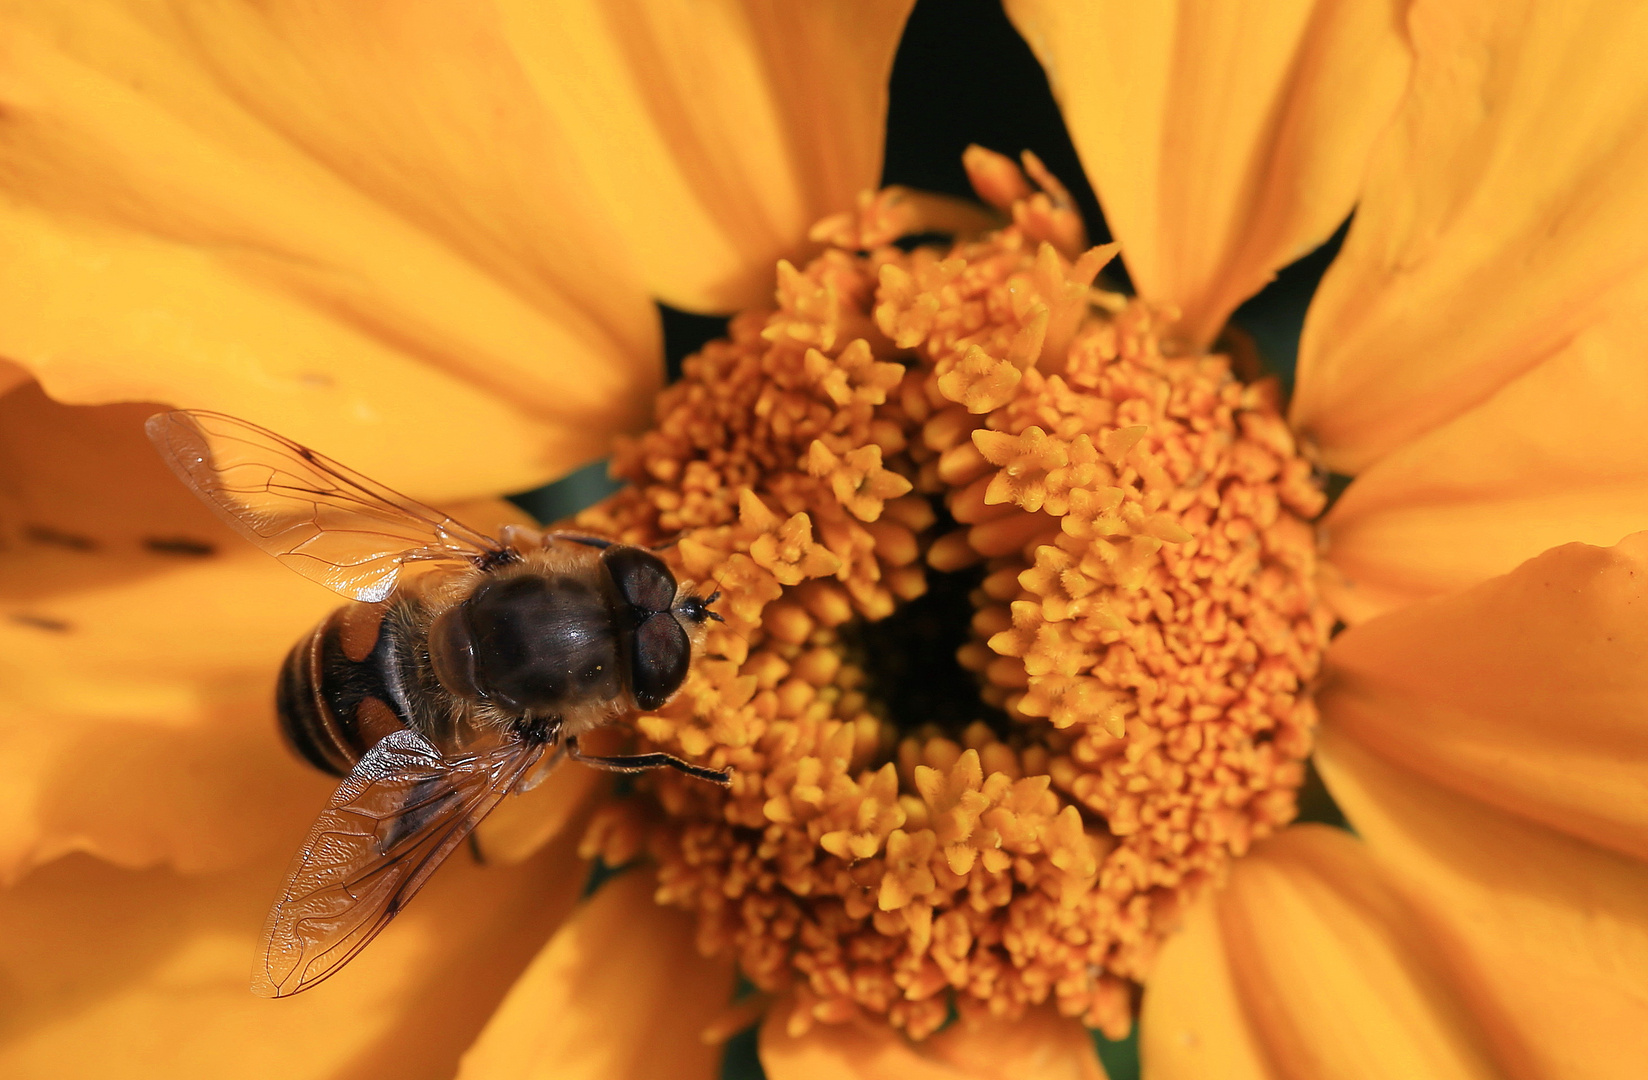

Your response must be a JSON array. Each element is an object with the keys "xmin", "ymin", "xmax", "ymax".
[
  {"xmin": 566, "ymin": 736, "xmax": 731, "ymax": 786},
  {"xmin": 515, "ymin": 741, "xmax": 566, "ymax": 794}
]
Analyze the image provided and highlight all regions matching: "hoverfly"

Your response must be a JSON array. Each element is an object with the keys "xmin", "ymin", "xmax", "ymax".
[{"xmin": 146, "ymin": 411, "xmax": 728, "ymax": 998}]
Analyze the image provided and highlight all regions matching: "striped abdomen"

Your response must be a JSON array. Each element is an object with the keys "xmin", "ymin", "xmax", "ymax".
[{"xmin": 276, "ymin": 600, "xmax": 416, "ymax": 776}]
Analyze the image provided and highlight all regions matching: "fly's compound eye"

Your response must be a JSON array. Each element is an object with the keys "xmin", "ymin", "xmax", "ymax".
[
  {"xmin": 630, "ymin": 612, "xmax": 691, "ymax": 711},
  {"xmin": 603, "ymin": 546, "xmax": 694, "ymax": 710},
  {"xmin": 602, "ymin": 546, "xmax": 678, "ymax": 615}
]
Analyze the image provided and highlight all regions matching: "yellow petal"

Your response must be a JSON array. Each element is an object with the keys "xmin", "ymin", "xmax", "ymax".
[
  {"xmin": 0, "ymin": 358, "xmax": 30, "ymax": 399},
  {"xmin": 760, "ymin": 1019, "xmax": 962, "ymax": 1080},
  {"xmin": 1317, "ymin": 727, "xmax": 1648, "ymax": 1080},
  {"xmin": 1140, "ymin": 891, "xmax": 1276, "ymax": 1080},
  {"xmin": 0, "ymin": 385, "xmax": 532, "ymax": 879},
  {"xmin": 1293, "ymin": 0, "xmax": 1648, "ymax": 474},
  {"xmin": 500, "ymin": 0, "xmax": 915, "ymax": 311},
  {"xmin": 0, "ymin": 2, "xmax": 661, "ymax": 501},
  {"xmin": 0, "ymin": 826, "xmax": 586, "ymax": 1080},
  {"xmin": 1187, "ymin": 826, "xmax": 1502, "ymax": 1080},
  {"xmin": 1319, "ymin": 534, "xmax": 1648, "ymax": 861},
  {"xmin": 1004, "ymin": 0, "xmax": 1409, "ymax": 348},
  {"xmin": 925, "ymin": 1007, "xmax": 1107, "ymax": 1080},
  {"xmin": 0, "ymin": 386, "xmax": 328, "ymax": 878},
  {"xmin": 473, "ymin": 764, "xmax": 604, "ymax": 866},
  {"xmin": 760, "ymin": 1005, "xmax": 1104, "ymax": 1080},
  {"xmin": 458, "ymin": 868, "xmax": 736, "ymax": 1080},
  {"xmin": 1320, "ymin": 280, "xmax": 1648, "ymax": 623}
]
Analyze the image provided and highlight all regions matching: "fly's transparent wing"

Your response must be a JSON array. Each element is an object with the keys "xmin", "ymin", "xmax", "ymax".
[
  {"xmin": 146, "ymin": 410, "xmax": 505, "ymax": 601},
  {"xmin": 252, "ymin": 728, "xmax": 545, "ymax": 998}
]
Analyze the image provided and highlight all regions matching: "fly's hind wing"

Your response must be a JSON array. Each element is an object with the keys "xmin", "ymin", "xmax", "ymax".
[{"xmin": 252, "ymin": 728, "xmax": 545, "ymax": 998}]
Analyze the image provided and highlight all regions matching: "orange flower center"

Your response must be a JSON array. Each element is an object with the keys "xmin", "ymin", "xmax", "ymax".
[{"xmin": 576, "ymin": 155, "xmax": 1328, "ymax": 1041}]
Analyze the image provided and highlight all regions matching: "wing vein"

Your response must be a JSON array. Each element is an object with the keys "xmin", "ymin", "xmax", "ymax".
[
  {"xmin": 252, "ymin": 728, "xmax": 546, "ymax": 997},
  {"xmin": 145, "ymin": 410, "xmax": 504, "ymax": 601}
]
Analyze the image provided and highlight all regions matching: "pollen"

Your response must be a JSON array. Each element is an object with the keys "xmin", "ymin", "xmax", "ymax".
[{"xmin": 579, "ymin": 151, "xmax": 1328, "ymax": 1042}]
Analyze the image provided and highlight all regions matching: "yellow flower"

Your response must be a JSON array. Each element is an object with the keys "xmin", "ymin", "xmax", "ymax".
[{"xmin": 2, "ymin": 4, "xmax": 1647, "ymax": 1080}]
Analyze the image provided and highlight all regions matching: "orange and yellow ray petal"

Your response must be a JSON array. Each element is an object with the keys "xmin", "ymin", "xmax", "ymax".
[
  {"xmin": 472, "ymin": 765, "xmax": 605, "ymax": 867},
  {"xmin": 1140, "ymin": 893, "xmax": 1276, "ymax": 1080},
  {"xmin": 1293, "ymin": 0, "xmax": 1648, "ymax": 475},
  {"xmin": 0, "ymin": 387, "xmax": 331, "ymax": 879},
  {"xmin": 457, "ymin": 867, "xmax": 736, "ymax": 1080},
  {"xmin": 760, "ymin": 1019, "xmax": 964, "ymax": 1080},
  {"xmin": 1318, "ymin": 727, "xmax": 1648, "ymax": 1080},
  {"xmin": 1320, "ymin": 281, "xmax": 1648, "ymax": 623},
  {"xmin": 0, "ymin": 359, "xmax": 30, "ymax": 399},
  {"xmin": 926, "ymin": 1007, "xmax": 1105, "ymax": 1080},
  {"xmin": 1004, "ymin": 0, "xmax": 1409, "ymax": 349},
  {"xmin": 1150, "ymin": 826, "xmax": 1503, "ymax": 1080},
  {"xmin": 0, "ymin": 1, "xmax": 660, "ymax": 501},
  {"xmin": 499, "ymin": 0, "xmax": 915, "ymax": 312},
  {"xmin": 0, "ymin": 826, "xmax": 586, "ymax": 1080},
  {"xmin": 1319, "ymin": 535, "xmax": 1648, "ymax": 862},
  {"xmin": 0, "ymin": 385, "xmax": 535, "ymax": 879},
  {"xmin": 760, "ymin": 1005, "xmax": 1105, "ymax": 1080}
]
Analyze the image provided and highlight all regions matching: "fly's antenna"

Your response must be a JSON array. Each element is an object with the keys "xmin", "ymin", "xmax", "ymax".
[
  {"xmin": 701, "ymin": 590, "xmax": 725, "ymax": 623},
  {"xmin": 700, "ymin": 567, "xmax": 733, "ymax": 624},
  {"xmin": 688, "ymin": 572, "xmax": 751, "ymax": 653},
  {"xmin": 678, "ymin": 582, "xmax": 727, "ymax": 626}
]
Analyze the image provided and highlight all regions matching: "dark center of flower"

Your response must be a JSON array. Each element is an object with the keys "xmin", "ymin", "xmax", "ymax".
[{"xmin": 845, "ymin": 552, "xmax": 1010, "ymax": 742}]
